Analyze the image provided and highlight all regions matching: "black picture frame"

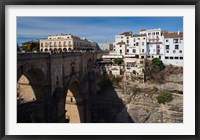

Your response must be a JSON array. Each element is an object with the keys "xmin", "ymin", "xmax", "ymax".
[{"xmin": 0, "ymin": 0, "xmax": 199, "ymax": 139}]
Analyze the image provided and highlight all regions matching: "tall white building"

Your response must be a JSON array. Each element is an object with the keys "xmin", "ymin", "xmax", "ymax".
[
  {"xmin": 114, "ymin": 31, "xmax": 147, "ymax": 58},
  {"xmin": 163, "ymin": 32, "xmax": 183, "ymax": 66}
]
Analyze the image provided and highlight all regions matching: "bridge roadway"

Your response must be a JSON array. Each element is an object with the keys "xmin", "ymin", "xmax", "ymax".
[{"xmin": 17, "ymin": 52, "xmax": 98, "ymax": 123}]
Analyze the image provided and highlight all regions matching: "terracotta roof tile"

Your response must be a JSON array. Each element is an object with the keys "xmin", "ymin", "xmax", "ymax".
[
  {"xmin": 120, "ymin": 31, "xmax": 133, "ymax": 36},
  {"xmin": 164, "ymin": 32, "xmax": 183, "ymax": 38}
]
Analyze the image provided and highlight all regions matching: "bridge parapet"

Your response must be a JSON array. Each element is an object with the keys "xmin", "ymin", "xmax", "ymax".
[{"xmin": 17, "ymin": 52, "xmax": 50, "ymax": 60}]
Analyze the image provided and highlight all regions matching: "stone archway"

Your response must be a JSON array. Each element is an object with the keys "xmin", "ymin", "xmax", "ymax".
[
  {"xmin": 17, "ymin": 68, "xmax": 46, "ymax": 102},
  {"xmin": 65, "ymin": 80, "xmax": 84, "ymax": 123},
  {"xmin": 17, "ymin": 67, "xmax": 46, "ymax": 123}
]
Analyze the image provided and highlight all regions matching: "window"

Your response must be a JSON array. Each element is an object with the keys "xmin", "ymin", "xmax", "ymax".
[
  {"xmin": 120, "ymin": 50, "xmax": 122, "ymax": 54},
  {"xmin": 159, "ymin": 56, "xmax": 161, "ymax": 59},
  {"xmin": 142, "ymin": 42, "xmax": 144, "ymax": 46},
  {"xmin": 142, "ymin": 49, "xmax": 144, "ymax": 53},
  {"xmin": 173, "ymin": 50, "xmax": 176, "ymax": 53},
  {"xmin": 126, "ymin": 37, "xmax": 129, "ymax": 39},
  {"xmin": 152, "ymin": 32, "xmax": 155, "ymax": 35},
  {"xmin": 120, "ymin": 45, "xmax": 122, "ymax": 47},
  {"xmin": 165, "ymin": 45, "xmax": 169, "ymax": 49},
  {"xmin": 179, "ymin": 50, "xmax": 182, "ymax": 53},
  {"xmin": 45, "ymin": 42, "xmax": 48, "ymax": 47},
  {"xmin": 156, "ymin": 32, "xmax": 159, "ymax": 35},
  {"xmin": 180, "ymin": 57, "xmax": 183, "ymax": 60},
  {"xmin": 127, "ymin": 40, "xmax": 129, "ymax": 43},
  {"xmin": 166, "ymin": 50, "xmax": 169, "ymax": 53},
  {"xmin": 170, "ymin": 57, "xmax": 173, "ymax": 59},
  {"xmin": 175, "ymin": 45, "xmax": 179, "ymax": 49},
  {"xmin": 175, "ymin": 57, "xmax": 178, "ymax": 59},
  {"xmin": 148, "ymin": 33, "xmax": 151, "ymax": 35},
  {"xmin": 133, "ymin": 38, "xmax": 135, "ymax": 42},
  {"xmin": 121, "ymin": 37, "xmax": 123, "ymax": 39},
  {"xmin": 165, "ymin": 57, "xmax": 169, "ymax": 59},
  {"xmin": 63, "ymin": 41, "xmax": 66, "ymax": 46},
  {"xmin": 141, "ymin": 56, "xmax": 144, "ymax": 59},
  {"xmin": 143, "ymin": 38, "xmax": 145, "ymax": 40},
  {"xmin": 127, "ymin": 44, "xmax": 129, "ymax": 46},
  {"xmin": 127, "ymin": 49, "xmax": 129, "ymax": 52},
  {"xmin": 166, "ymin": 40, "xmax": 168, "ymax": 42},
  {"xmin": 138, "ymin": 38, "xmax": 140, "ymax": 40},
  {"xmin": 132, "ymin": 49, "xmax": 136, "ymax": 53},
  {"xmin": 173, "ymin": 39, "xmax": 179, "ymax": 43},
  {"xmin": 136, "ymin": 42, "xmax": 139, "ymax": 46},
  {"xmin": 41, "ymin": 43, "xmax": 43, "ymax": 47}
]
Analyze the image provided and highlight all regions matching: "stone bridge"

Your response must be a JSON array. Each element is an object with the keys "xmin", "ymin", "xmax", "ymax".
[{"xmin": 17, "ymin": 52, "xmax": 98, "ymax": 123}]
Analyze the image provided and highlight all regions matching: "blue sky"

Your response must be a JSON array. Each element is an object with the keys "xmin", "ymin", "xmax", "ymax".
[{"xmin": 17, "ymin": 17, "xmax": 183, "ymax": 45}]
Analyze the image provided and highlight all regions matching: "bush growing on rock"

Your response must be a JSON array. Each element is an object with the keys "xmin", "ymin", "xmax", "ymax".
[{"xmin": 157, "ymin": 91, "xmax": 173, "ymax": 104}]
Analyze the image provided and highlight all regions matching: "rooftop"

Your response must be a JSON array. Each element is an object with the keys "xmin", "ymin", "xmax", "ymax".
[
  {"xmin": 120, "ymin": 31, "xmax": 133, "ymax": 36},
  {"xmin": 163, "ymin": 32, "xmax": 183, "ymax": 38}
]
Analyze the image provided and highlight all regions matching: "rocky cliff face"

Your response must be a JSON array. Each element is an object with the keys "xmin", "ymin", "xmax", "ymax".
[{"xmin": 91, "ymin": 69, "xmax": 183, "ymax": 123}]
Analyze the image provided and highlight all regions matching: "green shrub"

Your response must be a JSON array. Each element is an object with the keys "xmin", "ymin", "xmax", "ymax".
[
  {"xmin": 152, "ymin": 58, "xmax": 165, "ymax": 71},
  {"xmin": 157, "ymin": 91, "xmax": 173, "ymax": 104},
  {"xmin": 113, "ymin": 58, "xmax": 123, "ymax": 65}
]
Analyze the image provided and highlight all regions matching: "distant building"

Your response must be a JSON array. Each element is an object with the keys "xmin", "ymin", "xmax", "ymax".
[
  {"xmin": 98, "ymin": 42, "xmax": 113, "ymax": 51},
  {"xmin": 39, "ymin": 34, "xmax": 95, "ymax": 52}
]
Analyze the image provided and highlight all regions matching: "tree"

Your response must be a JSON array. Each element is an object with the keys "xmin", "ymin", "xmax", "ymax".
[
  {"xmin": 21, "ymin": 41, "xmax": 39, "ymax": 52},
  {"xmin": 113, "ymin": 58, "xmax": 123, "ymax": 65},
  {"xmin": 144, "ymin": 58, "xmax": 165, "ymax": 83},
  {"xmin": 152, "ymin": 58, "xmax": 165, "ymax": 71},
  {"xmin": 157, "ymin": 91, "xmax": 173, "ymax": 123}
]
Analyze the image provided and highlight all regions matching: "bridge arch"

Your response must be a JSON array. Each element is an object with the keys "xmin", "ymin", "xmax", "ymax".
[
  {"xmin": 64, "ymin": 76, "xmax": 84, "ymax": 123},
  {"xmin": 17, "ymin": 66, "xmax": 46, "ymax": 102},
  {"xmin": 17, "ymin": 65, "xmax": 46, "ymax": 122}
]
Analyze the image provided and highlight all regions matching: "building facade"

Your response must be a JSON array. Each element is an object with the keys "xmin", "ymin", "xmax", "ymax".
[
  {"xmin": 39, "ymin": 34, "xmax": 94, "ymax": 52},
  {"xmin": 113, "ymin": 31, "xmax": 147, "ymax": 59},
  {"xmin": 162, "ymin": 32, "xmax": 183, "ymax": 66}
]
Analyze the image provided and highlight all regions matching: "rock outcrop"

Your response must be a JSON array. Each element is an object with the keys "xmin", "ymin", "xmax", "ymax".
[{"xmin": 91, "ymin": 68, "xmax": 183, "ymax": 123}]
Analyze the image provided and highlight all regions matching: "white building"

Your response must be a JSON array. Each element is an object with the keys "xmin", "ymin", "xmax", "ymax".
[
  {"xmin": 140, "ymin": 28, "xmax": 183, "ymax": 67},
  {"xmin": 139, "ymin": 28, "xmax": 164, "ymax": 43},
  {"xmin": 39, "ymin": 34, "xmax": 94, "ymax": 52},
  {"xmin": 163, "ymin": 32, "xmax": 183, "ymax": 66},
  {"xmin": 114, "ymin": 31, "xmax": 147, "ymax": 58}
]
